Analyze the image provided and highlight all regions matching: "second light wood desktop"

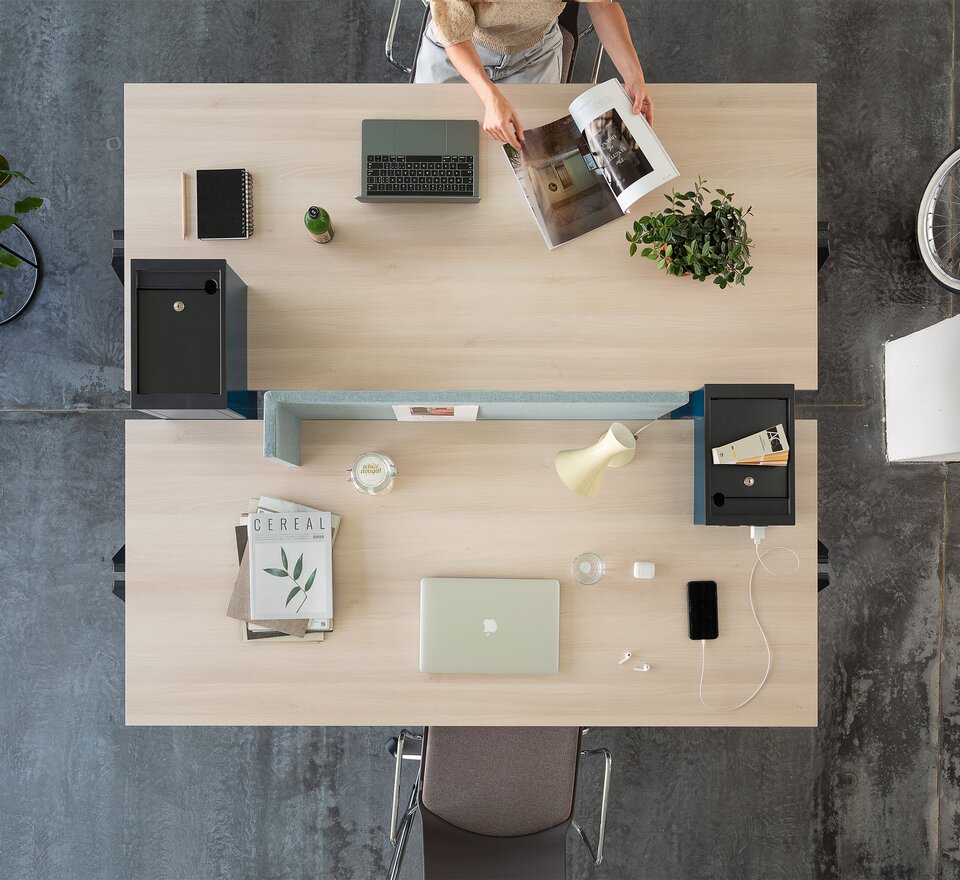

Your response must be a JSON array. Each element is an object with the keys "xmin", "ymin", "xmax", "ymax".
[{"xmin": 125, "ymin": 419, "xmax": 817, "ymax": 727}]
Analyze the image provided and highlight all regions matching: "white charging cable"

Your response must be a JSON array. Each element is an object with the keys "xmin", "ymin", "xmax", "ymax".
[
  {"xmin": 633, "ymin": 420, "xmax": 657, "ymax": 439},
  {"xmin": 698, "ymin": 527, "xmax": 800, "ymax": 711}
]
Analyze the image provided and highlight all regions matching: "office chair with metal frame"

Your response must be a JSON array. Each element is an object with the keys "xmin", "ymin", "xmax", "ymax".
[
  {"xmin": 386, "ymin": 0, "xmax": 605, "ymax": 85},
  {"xmin": 384, "ymin": 726, "xmax": 612, "ymax": 880}
]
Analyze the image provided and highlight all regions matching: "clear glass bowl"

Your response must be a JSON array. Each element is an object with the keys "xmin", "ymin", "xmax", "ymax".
[{"xmin": 572, "ymin": 553, "xmax": 605, "ymax": 585}]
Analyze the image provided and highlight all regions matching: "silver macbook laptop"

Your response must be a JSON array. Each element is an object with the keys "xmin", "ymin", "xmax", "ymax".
[
  {"xmin": 419, "ymin": 577, "xmax": 560, "ymax": 675},
  {"xmin": 358, "ymin": 119, "xmax": 480, "ymax": 203}
]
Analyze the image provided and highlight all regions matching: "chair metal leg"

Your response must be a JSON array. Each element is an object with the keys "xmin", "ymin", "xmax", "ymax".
[
  {"xmin": 572, "ymin": 746, "xmax": 612, "ymax": 866},
  {"xmin": 386, "ymin": 0, "xmax": 429, "ymax": 78},
  {"xmin": 387, "ymin": 778, "xmax": 420, "ymax": 880},
  {"xmin": 386, "ymin": 728, "xmax": 423, "ymax": 880},
  {"xmin": 589, "ymin": 45, "xmax": 604, "ymax": 85},
  {"xmin": 385, "ymin": 0, "xmax": 412, "ymax": 74}
]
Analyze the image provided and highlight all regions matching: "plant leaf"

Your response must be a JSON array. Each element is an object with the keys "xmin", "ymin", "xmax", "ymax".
[
  {"xmin": 13, "ymin": 196, "xmax": 43, "ymax": 214},
  {"xmin": 304, "ymin": 569, "xmax": 317, "ymax": 592},
  {"xmin": 263, "ymin": 567, "xmax": 288, "ymax": 577},
  {"xmin": 629, "ymin": 243, "xmax": 637, "ymax": 256},
  {"xmin": 280, "ymin": 547, "xmax": 288, "ymax": 570},
  {"xmin": 0, "ymin": 169, "xmax": 36, "ymax": 185},
  {"xmin": 0, "ymin": 251, "xmax": 21, "ymax": 269},
  {"xmin": 285, "ymin": 586, "xmax": 302, "ymax": 607},
  {"xmin": 0, "ymin": 215, "xmax": 16, "ymax": 233},
  {"xmin": 293, "ymin": 553, "xmax": 303, "ymax": 580}
]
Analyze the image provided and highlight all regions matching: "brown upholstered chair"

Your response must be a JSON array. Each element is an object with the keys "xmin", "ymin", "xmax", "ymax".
[
  {"xmin": 386, "ymin": 727, "xmax": 612, "ymax": 880},
  {"xmin": 385, "ymin": 1, "xmax": 605, "ymax": 85}
]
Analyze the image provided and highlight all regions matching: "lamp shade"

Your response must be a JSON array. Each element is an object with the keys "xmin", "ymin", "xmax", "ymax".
[{"xmin": 555, "ymin": 422, "xmax": 637, "ymax": 498}]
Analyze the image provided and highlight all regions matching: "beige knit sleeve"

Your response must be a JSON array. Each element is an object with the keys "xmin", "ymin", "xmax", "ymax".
[{"xmin": 429, "ymin": 1, "xmax": 476, "ymax": 46}]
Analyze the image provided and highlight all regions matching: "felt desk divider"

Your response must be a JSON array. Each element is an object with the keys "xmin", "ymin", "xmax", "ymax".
[{"xmin": 263, "ymin": 390, "xmax": 690, "ymax": 467}]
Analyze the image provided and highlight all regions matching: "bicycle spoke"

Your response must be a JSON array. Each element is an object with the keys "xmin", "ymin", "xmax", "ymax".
[
  {"xmin": 935, "ymin": 226, "xmax": 960, "ymax": 251},
  {"xmin": 918, "ymin": 148, "xmax": 960, "ymax": 287}
]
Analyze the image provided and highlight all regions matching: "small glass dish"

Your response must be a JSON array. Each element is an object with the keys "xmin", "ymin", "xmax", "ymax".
[
  {"xmin": 572, "ymin": 553, "xmax": 605, "ymax": 585},
  {"xmin": 347, "ymin": 452, "xmax": 397, "ymax": 495}
]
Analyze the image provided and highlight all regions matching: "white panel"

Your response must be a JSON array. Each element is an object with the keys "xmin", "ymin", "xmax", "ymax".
[{"xmin": 884, "ymin": 314, "xmax": 960, "ymax": 462}]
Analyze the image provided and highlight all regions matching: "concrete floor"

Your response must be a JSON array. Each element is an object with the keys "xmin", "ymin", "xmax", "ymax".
[{"xmin": 0, "ymin": 1, "xmax": 958, "ymax": 877}]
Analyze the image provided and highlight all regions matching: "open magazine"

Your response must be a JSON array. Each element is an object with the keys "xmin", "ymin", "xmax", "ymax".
[{"xmin": 503, "ymin": 79, "xmax": 678, "ymax": 249}]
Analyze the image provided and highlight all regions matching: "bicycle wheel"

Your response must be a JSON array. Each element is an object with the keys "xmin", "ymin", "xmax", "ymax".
[{"xmin": 917, "ymin": 145, "xmax": 960, "ymax": 292}]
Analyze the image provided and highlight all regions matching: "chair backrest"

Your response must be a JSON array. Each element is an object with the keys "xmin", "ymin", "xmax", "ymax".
[
  {"xmin": 419, "ymin": 727, "xmax": 581, "ymax": 880},
  {"xmin": 421, "ymin": 726, "xmax": 580, "ymax": 836}
]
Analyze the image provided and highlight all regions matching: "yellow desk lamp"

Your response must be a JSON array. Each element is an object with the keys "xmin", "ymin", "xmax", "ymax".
[{"xmin": 555, "ymin": 421, "xmax": 653, "ymax": 498}]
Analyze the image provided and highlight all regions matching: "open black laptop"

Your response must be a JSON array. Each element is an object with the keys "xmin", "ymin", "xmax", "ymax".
[{"xmin": 357, "ymin": 119, "xmax": 480, "ymax": 203}]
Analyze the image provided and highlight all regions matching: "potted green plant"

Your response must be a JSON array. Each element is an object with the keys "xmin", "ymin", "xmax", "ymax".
[
  {"xmin": 0, "ymin": 156, "xmax": 44, "ymax": 298},
  {"xmin": 626, "ymin": 176, "xmax": 752, "ymax": 289}
]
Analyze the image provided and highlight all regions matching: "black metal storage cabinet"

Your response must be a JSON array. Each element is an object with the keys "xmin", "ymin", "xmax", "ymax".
[
  {"xmin": 130, "ymin": 259, "xmax": 256, "ymax": 419},
  {"xmin": 691, "ymin": 384, "xmax": 796, "ymax": 526}
]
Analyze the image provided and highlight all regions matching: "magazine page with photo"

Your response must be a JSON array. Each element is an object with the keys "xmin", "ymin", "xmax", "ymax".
[
  {"xmin": 502, "ymin": 79, "xmax": 677, "ymax": 249},
  {"xmin": 570, "ymin": 78, "xmax": 678, "ymax": 212},
  {"xmin": 504, "ymin": 114, "xmax": 623, "ymax": 249}
]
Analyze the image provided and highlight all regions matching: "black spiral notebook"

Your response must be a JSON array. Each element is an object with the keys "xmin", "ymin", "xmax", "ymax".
[{"xmin": 196, "ymin": 169, "xmax": 254, "ymax": 240}]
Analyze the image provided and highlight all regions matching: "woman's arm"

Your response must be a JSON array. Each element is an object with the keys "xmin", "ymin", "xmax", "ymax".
[
  {"xmin": 587, "ymin": 2, "xmax": 654, "ymax": 125},
  {"xmin": 444, "ymin": 41, "xmax": 525, "ymax": 149}
]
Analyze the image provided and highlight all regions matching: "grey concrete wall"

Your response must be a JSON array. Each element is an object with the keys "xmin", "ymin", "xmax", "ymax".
[{"xmin": 0, "ymin": 1, "xmax": 958, "ymax": 878}]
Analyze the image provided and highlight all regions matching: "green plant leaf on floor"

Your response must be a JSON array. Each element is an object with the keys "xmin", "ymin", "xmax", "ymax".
[
  {"xmin": 0, "ymin": 251, "xmax": 21, "ymax": 269},
  {"xmin": 13, "ymin": 196, "xmax": 43, "ymax": 213},
  {"xmin": 0, "ymin": 215, "xmax": 16, "ymax": 233},
  {"xmin": 1, "ymin": 169, "xmax": 36, "ymax": 185}
]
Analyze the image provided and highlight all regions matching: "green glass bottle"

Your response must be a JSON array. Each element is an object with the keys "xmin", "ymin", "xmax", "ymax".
[{"xmin": 304, "ymin": 206, "xmax": 334, "ymax": 243}]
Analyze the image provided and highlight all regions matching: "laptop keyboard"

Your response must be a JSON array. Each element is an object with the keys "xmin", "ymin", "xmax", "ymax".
[{"xmin": 366, "ymin": 154, "xmax": 475, "ymax": 196}]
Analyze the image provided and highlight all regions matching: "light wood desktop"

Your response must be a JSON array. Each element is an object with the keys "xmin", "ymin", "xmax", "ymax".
[
  {"xmin": 123, "ymin": 83, "xmax": 818, "ymax": 393},
  {"xmin": 125, "ymin": 419, "xmax": 817, "ymax": 727}
]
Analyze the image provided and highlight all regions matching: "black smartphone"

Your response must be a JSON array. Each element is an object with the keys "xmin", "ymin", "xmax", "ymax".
[{"xmin": 687, "ymin": 581, "xmax": 719, "ymax": 640}]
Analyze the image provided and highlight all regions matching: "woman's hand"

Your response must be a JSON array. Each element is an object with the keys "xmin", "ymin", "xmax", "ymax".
[
  {"xmin": 482, "ymin": 89, "xmax": 524, "ymax": 150},
  {"xmin": 623, "ymin": 71, "xmax": 654, "ymax": 126}
]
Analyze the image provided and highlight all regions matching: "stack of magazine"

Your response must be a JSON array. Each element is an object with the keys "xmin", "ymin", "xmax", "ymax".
[
  {"xmin": 503, "ymin": 78, "xmax": 678, "ymax": 249},
  {"xmin": 226, "ymin": 496, "xmax": 339, "ymax": 643}
]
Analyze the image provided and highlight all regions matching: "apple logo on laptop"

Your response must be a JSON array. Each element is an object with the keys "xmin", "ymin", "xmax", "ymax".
[{"xmin": 482, "ymin": 618, "xmax": 498, "ymax": 637}]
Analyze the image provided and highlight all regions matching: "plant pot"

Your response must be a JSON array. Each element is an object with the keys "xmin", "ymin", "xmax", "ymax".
[
  {"xmin": 657, "ymin": 245, "xmax": 692, "ymax": 278},
  {"xmin": 0, "ymin": 154, "xmax": 10, "ymax": 189}
]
